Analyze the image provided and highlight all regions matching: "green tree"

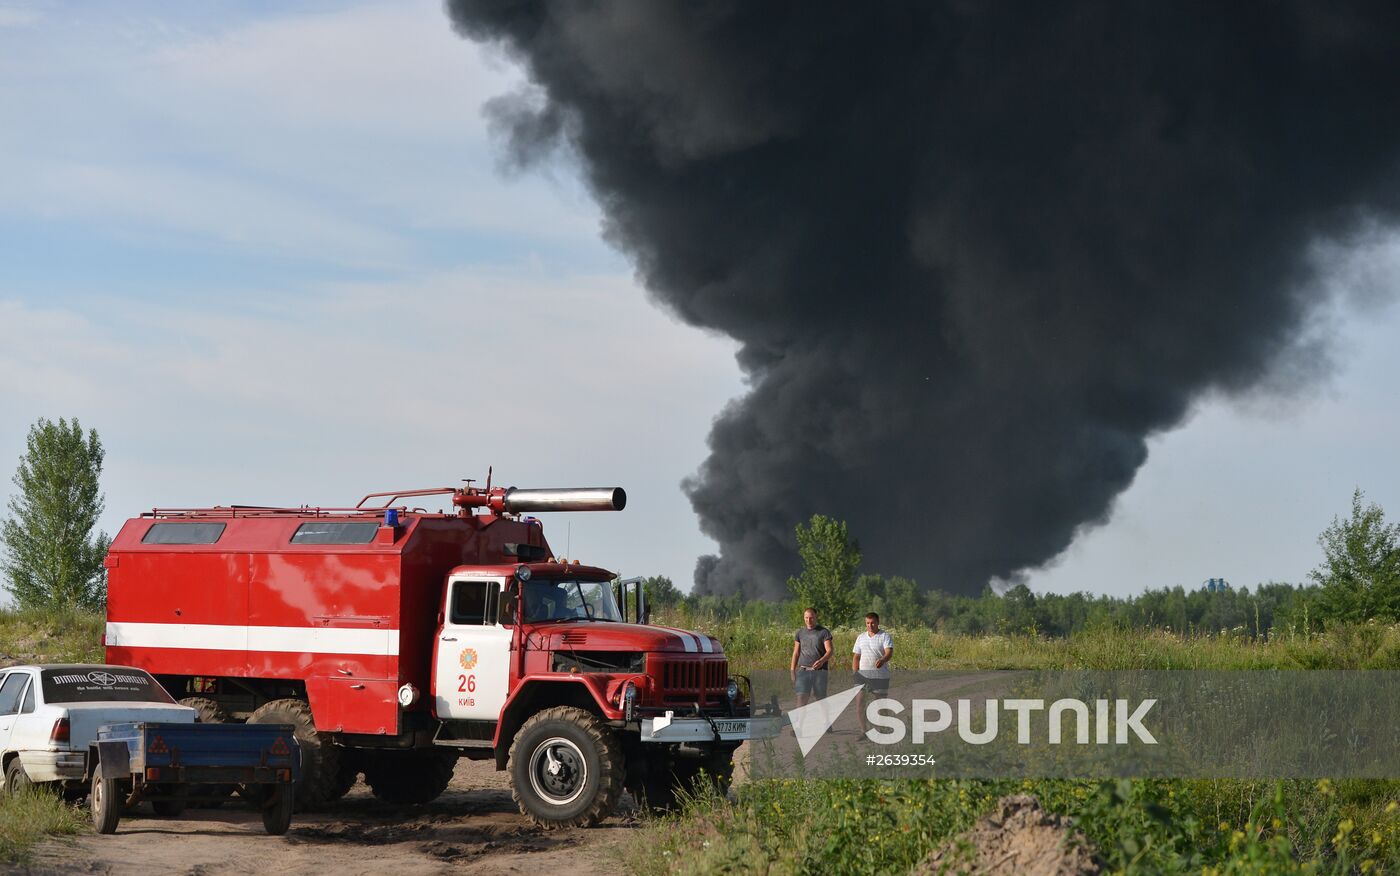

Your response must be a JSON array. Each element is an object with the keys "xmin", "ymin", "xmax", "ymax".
[
  {"xmin": 880, "ymin": 575, "xmax": 923, "ymax": 628},
  {"xmin": 786, "ymin": 514, "xmax": 861, "ymax": 626},
  {"xmin": 1310, "ymin": 488, "xmax": 1400, "ymax": 624},
  {"xmin": 641, "ymin": 575, "xmax": 685, "ymax": 611},
  {"xmin": 1, "ymin": 418, "xmax": 110, "ymax": 611}
]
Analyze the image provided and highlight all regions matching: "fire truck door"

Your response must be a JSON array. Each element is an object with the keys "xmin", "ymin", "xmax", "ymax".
[{"xmin": 435, "ymin": 578, "xmax": 510, "ymax": 721}]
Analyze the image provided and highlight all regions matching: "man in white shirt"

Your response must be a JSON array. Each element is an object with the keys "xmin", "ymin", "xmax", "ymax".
[{"xmin": 851, "ymin": 612, "xmax": 893, "ymax": 734}]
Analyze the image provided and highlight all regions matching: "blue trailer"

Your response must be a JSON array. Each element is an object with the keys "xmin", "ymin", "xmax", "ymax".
[{"xmin": 87, "ymin": 721, "xmax": 301, "ymax": 835}]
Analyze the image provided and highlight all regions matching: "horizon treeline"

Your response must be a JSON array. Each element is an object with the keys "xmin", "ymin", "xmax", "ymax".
[{"xmin": 644, "ymin": 576, "xmax": 1335, "ymax": 639}]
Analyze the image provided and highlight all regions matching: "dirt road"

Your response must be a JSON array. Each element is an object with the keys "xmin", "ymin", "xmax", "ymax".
[{"xmin": 28, "ymin": 758, "xmax": 639, "ymax": 875}]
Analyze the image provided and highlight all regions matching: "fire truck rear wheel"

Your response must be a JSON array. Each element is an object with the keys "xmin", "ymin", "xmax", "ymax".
[
  {"xmin": 179, "ymin": 696, "xmax": 229, "ymax": 724},
  {"xmin": 330, "ymin": 752, "xmax": 361, "ymax": 800},
  {"xmin": 362, "ymin": 750, "xmax": 457, "ymax": 804},
  {"xmin": 247, "ymin": 698, "xmax": 342, "ymax": 812},
  {"xmin": 508, "ymin": 706, "xmax": 623, "ymax": 829}
]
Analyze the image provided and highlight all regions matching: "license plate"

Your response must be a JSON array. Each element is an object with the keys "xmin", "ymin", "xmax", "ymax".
[{"xmin": 715, "ymin": 720, "xmax": 746, "ymax": 735}]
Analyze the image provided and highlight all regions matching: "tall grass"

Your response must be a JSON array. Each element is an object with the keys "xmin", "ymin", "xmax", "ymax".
[
  {"xmin": 0, "ymin": 790, "xmax": 86, "ymax": 863},
  {"xmin": 640, "ymin": 612, "xmax": 1400, "ymax": 873},
  {"xmin": 0, "ymin": 606, "xmax": 104, "ymax": 665},
  {"xmin": 659, "ymin": 607, "xmax": 1400, "ymax": 673},
  {"xmin": 627, "ymin": 777, "xmax": 1400, "ymax": 875}
]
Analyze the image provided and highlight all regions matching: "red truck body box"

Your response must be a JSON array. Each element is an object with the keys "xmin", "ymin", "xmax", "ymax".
[{"xmin": 105, "ymin": 512, "xmax": 548, "ymax": 735}]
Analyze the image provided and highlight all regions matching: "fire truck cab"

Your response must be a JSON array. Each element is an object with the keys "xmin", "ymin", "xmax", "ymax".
[{"xmin": 104, "ymin": 480, "xmax": 779, "ymax": 827}]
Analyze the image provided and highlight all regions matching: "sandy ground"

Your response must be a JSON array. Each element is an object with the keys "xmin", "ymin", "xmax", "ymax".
[{"xmin": 22, "ymin": 757, "xmax": 646, "ymax": 876}]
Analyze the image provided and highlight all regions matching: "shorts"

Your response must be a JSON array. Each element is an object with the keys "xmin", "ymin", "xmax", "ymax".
[
  {"xmin": 794, "ymin": 668, "xmax": 829, "ymax": 698},
  {"xmin": 856, "ymin": 672, "xmax": 890, "ymax": 693}
]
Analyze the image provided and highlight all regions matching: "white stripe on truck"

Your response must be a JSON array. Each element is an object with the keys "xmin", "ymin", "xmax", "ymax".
[
  {"xmin": 655, "ymin": 625, "xmax": 709, "ymax": 653},
  {"xmin": 105, "ymin": 622, "xmax": 400, "ymax": 656}
]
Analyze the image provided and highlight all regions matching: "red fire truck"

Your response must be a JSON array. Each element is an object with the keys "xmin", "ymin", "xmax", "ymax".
[{"xmin": 103, "ymin": 480, "xmax": 779, "ymax": 826}]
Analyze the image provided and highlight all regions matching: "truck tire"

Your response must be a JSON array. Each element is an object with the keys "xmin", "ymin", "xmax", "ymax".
[
  {"xmin": 638, "ymin": 748, "xmax": 735, "ymax": 812},
  {"xmin": 178, "ymin": 697, "xmax": 233, "ymax": 807},
  {"xmin": 330, "ymin": 751, "xmax": 361, "ymax": 800},
  {"xmin": 508, "ymin": 706, "xmax": 623, "ymax": 829},
  {"xmin": 262, "ymin": 784, "xmax": 294, "ymax": 835},
  {"xmin": 362, "ymin": 750, "xmax": 457, "ymax": 805},
  {"xmin": 247, "ymin": 698, "xmax": 341, "ymax": 812},
  {"xmin": 179, "ymin": 696, "xmax": 229, "ymax": 724},
  {"xmin": 90, "ymin": 771, "xmax": 123, "ymax": 834}
]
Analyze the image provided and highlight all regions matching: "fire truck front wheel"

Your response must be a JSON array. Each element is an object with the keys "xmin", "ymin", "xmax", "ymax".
[
  {"xmin": 248, "ymin": 698, "xmax": 342, "ymax": 812},
  {"xmin": 508, "ymin": 706, "xmax": 623, "ymax": 829}
]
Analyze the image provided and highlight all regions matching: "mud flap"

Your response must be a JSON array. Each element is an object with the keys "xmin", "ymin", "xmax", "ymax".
[{"xmin": 97, "ymin": 742, "xmax": 131, "ymax": 780}]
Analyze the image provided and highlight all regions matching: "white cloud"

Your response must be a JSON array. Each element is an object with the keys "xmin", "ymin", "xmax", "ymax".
[{"xmin": 0, "ymin": 0, "xmax": 601, "ymax": 266}]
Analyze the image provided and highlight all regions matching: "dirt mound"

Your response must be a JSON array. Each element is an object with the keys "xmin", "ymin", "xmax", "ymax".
[{"xmin": 913, "ymin": 795, "xmax": 1101, "ymax": 876}]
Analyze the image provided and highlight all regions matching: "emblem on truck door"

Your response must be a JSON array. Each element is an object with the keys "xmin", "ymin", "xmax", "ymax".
[{"xmin": 459, "ymin": 648, "xmax": 478, "ymax": 671}]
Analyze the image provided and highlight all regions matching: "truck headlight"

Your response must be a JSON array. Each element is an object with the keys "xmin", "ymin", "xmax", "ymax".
[{"xmin": 726, "ymin": 679, "xmax": 739, "ymax": 701}]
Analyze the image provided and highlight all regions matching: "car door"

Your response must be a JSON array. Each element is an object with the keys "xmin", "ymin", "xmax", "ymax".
[
  {"xmin": 434, "ymin": 577, "xmax": 511, "ymax": 721},
  {"xmin": 0, "ymin": 672, "xmax": 30, "ymax": 755}
]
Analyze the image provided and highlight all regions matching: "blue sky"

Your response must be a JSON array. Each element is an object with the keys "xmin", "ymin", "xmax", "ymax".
[{"xmin": 2, "ymin": 0, "xmax": 1398, "ymax": 601}]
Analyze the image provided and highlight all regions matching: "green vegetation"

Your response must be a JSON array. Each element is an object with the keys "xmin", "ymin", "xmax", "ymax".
[
  {"xmin": 628, "ymin": 776, "xmax": 1400, "ymax": 875},
  {"xmin": 786, "ymin": 514, "xmax": 862, "ymax": 624},
  {"xmin": 656, "ymin": 607, "xmax": 1400, "ymax": 675},
  {"xmin": 671, "ymin": 579, "xmax": 1325, "ymax": 641},
  {"xmin": 0, "ymin": 607, "xmax": 102, "ymax": 862},
  {"xmin": 643, "ymin": 575, "xmax": 687, "ymax": 613},
  {"xmin": 1312, "ymin": 489, "xmax": 1400, "ymax": 625},
  {"xmin": 635, "ymin": 488, "xmax": 1400, "ymax": 875},
  {"xmin": 629, "ymin": 619, "xmax": 1400, "ymax": 874},
  {"xmin": 0, "ymin": 606, "xmax": 104, "ymax": 664},
  {"xmin": 1, "ymin": 417, "xmax": 110, "ymax": 611},
  {"xmin": 0, "ymin": 789, "xmax": 86, "ymax": 863}
]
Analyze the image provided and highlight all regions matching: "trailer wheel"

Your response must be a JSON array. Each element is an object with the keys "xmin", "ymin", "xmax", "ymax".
[
  {"xmin": 90, "ymin": 770, "xmax": 122, "ymax": 834},
  {"xmin": 262, "ymin": 784, "xmax": 294, "ymax": 836},
  {"xmin": 248, "ymin": 698, "xmax": 341, "ymax": 812},
  {"xmin": 508, "ymin": 706, "xmax": 623, "ymax": 829},
  {"xmin": 362, "ymin": 750, "xmax": 457, "ymax": 805}
]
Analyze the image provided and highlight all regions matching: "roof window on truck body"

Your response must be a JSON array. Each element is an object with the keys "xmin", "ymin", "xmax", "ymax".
[
  {"xmin": 142, "ymin": 522, "xmax": 226, "ymax": 544},
  {"xmin": 290, "ymin": 521, "xmax": 379, "ymax": 545}
]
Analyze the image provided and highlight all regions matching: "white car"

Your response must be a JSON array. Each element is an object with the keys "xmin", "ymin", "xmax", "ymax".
[{"xmin": 0, "ymin": 664, "xmax": 195, "ymax": 795}]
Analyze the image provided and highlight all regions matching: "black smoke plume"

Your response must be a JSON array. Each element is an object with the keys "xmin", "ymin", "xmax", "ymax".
[{"xmin": 447, "ymin": 3, "xmax": 1400, "ymax": 598}]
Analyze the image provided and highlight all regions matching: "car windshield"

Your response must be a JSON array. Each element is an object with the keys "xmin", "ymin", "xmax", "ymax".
[
  {"xmin": 40, "ymin": 667, "xmax": 176, "ymax": 704},
  {"xmin": 521, "ymin": 579, "xmax": 622, "ymax": 623}
]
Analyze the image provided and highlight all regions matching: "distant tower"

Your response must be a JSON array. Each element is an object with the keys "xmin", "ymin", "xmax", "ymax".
[{"xmin": 1203, "ymin": 577, "xmax": 1231, "ymax": 593}]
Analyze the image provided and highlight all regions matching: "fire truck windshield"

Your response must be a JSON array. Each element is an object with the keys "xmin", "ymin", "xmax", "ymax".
[{"xmin": 521, "ymin": 579, "xmax": 622, "ymax": 623}]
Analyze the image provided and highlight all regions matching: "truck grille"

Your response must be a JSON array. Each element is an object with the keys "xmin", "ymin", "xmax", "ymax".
[{"xmin": 659, "ymin": 658, "xmax": 728, "ymax": 706}]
